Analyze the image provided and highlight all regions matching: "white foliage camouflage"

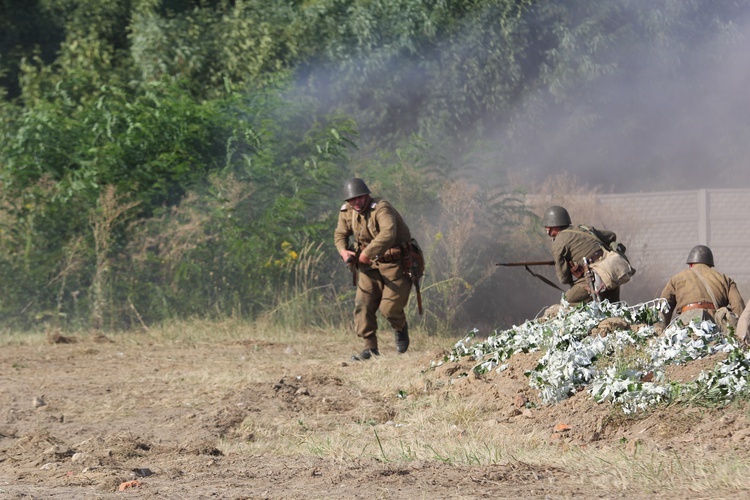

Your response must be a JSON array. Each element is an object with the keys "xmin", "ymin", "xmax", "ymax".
[{"xmin": 442, "ymin": 299, "xmax": 750, "ymax": 414}]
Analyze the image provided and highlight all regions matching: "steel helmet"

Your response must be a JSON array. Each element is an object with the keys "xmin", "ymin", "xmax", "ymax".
[
  {"xmin": 686, "ymin": 245, "xmax": 714, "ymax": 267},
  {"xmin": 343, "ymin": 178, "xmax": 371, "ymax": 201},
  {"xmin": 541, "ymin": 206, "xmax": 571, "ymax": 228}
]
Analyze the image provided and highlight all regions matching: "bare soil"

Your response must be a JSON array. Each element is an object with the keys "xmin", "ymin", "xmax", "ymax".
[{"xmin": 2, "ymin": 329, "xmax": 750, "ymax": 499}]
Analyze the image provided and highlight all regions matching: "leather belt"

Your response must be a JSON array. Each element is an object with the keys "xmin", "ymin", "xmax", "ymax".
[{"xmin": 681, "ymin": 301, "xmax": 716, "ymax": 313}]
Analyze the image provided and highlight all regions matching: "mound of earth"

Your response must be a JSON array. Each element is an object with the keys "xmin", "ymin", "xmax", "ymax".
[
  {"xmin": 422, "ymin": 299, "xmax": 750, "ymax": 455},
  {"xmin": 423, "ymin": 345, "xmax": 748, "ymax": 450}
]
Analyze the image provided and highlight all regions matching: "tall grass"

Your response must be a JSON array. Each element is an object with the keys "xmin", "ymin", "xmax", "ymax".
[
  {"xmin": 90, "ymin": 186, "xmax": 140, "ymax": 330},
  {"xmin": 263, "ymin": 240, "xmax": 352, "ymax": 332}
]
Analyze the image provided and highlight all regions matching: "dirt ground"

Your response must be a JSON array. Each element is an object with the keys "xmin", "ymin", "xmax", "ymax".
[{"xmin": 2, "ymin": 328, "xmax": 750, "ymax": 499}]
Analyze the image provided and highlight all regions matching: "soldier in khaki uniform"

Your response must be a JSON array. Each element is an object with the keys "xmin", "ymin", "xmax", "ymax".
[
  {"xmin": 736, "ymin": 301, "xmax": 750, "ymax": 344},
  {"xmin": 542, "ymin": 206, "xmax": 621, "ymax": 304},
  {"xmin": 658, "ymin": 245, "xmax": 745, "ymax": 332},
  {"xmin": 334, "ymin": 178, "xmax": 412, "ymax": 360}
]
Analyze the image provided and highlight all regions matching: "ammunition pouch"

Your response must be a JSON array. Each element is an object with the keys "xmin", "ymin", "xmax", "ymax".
[
  {"xmin": 590, "ymin": 248, "xmax": 636, "ymax": 291},
  {"xmin": 378, "ymin": 240, "xmax": 425, "ymax": 280},
  {"xmin": 378, "ymin": 246, "xmax": 403, "ymax": 263},
  {"xmin": 570, "ymin": 249, "xmax": 604, "ymax": 279}
]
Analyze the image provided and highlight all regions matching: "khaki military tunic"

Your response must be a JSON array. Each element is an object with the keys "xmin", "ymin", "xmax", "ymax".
[
  {"xmin": 334, "ymin": 197, "xmax": 412, "ymax": 349},
  {"xmin": 551, "ymin": 225, "xmax": 619, "ymax": 304},
  {"xmin": 659, "ymin": 263, "xmax": 745, "ymax": 326}
]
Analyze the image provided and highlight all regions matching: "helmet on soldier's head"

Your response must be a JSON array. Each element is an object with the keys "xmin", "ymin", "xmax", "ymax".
[
  {"xmin": 542, "ymin": 206, "xmax": 571, "ymax": 228},
  {"xmin": 343, "ymin": 178, "xmax": 371, "ymax": 201},
  {"xmin": 686, "ymin": 245, "xmax": 714, "ymax": 267}
]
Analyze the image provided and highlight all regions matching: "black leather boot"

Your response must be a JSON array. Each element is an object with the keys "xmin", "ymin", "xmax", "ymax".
[
  {"xmin": 395, "ymin": 323, "xmax": 409, "ymax": 353},
  {"xmin": 352, "ymin": 348, "xmax": 380, "ymax": 361}
]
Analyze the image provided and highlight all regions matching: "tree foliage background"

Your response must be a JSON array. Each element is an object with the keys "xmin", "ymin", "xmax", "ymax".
[{"xmin": 1, "ymin": 0, "xmax": 748, "ymax": 332}]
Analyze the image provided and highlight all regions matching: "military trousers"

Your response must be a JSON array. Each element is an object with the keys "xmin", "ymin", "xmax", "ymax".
[
  {"xmin": 565, "ymin": 277, "xmax": 620, "ymax": 304},
  {"xmin": 355, "ymin": 261, "xmax": 412, "ymax": 350}
]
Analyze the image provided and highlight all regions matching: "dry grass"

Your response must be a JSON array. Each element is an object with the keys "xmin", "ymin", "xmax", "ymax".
[
  {"xmin": 158, "ymin": 322, "xmax": 750, "ymax": 494},
  {"xmin": 4, "ymin": 319, "xmax": 750, "ymax": 497}
]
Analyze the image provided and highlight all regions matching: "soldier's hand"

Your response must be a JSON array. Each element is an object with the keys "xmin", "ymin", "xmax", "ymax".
[
  {"xmin": 340, "ymin": 250, "xmax": 356, "ymax": 263},
  {"xmin": 358, "ymin": 253, "xmax": 372, "ymax": 265},
  {"xmin": 569, "ymin": 262, "xmax": 583, "ymax": 279}
]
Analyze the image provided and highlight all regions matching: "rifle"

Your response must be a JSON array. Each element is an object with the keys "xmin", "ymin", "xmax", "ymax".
[
  {"xmin": 413, "ymin": 274, "xmax": 423, "ymax": 316},
  {"xmin": 496, "ymin": 261, "xmax": 555, "ymax": 267},
  {"xmin": 495, "ymin": 260, "xmax": 563, "ymax": 292},
  {"xmin": 403, "ymin": 241, "xmax": 424, "ymax": 315}
]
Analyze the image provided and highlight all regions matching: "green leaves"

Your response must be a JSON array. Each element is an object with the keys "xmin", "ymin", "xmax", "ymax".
[{"xmin": 2, "ymin": 0, "xmax": 749, "ymax": 329}]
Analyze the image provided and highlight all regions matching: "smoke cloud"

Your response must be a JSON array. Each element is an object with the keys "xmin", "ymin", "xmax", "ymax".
[{"xmin": 493, "ymin": 8, "xmax": 750, "ymax": 193}]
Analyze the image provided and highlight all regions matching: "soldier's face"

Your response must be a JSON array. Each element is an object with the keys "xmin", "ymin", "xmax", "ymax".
[
  {"xmin": 546, "ymin": 226, "xmax": 560, "ymax": 238},
  {"xmin": 347, "ymin": 194, "xmax": 370, "ymax": 213}
]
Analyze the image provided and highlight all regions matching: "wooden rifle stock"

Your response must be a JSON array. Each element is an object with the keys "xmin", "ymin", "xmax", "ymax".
[
  {"xmin": 345, "ymin": 255, "xmax": 358, "ymax": 287},
  {"xmin": 495, "ymin": 260, "xmax": 554, "ymax": 267}
]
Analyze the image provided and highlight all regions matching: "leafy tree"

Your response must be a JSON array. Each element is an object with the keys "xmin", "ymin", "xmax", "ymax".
[
  {"xmin": 130, "ymin": 0, "xmax": 304, "ymax": 98},
  {"xmin": 0, "ymin": 0, "xmax": 64, "ymax": 99},
  {"xmin": 0, "ymin": 9, "xmax": 357, "ymax": 326},
  {"xmin": 3, "ymin": 0, "xmax": 749, "ymax": 330}
]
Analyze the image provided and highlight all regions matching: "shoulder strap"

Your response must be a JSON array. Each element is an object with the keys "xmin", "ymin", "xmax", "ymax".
[
  {"xmin": 690, "ymin": 267, "xmax": 719, "ymax": 309},
  {"xmin": 567, "ymin": 225, "xmax": 606, "ymax": 247}
]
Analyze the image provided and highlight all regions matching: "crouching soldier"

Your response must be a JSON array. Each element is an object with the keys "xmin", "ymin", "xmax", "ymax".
[
  {"xmin": 542, "ymin": 205, "xmax": 631, "ymax": 304},
  {"xmin": 658, "ymin": 245, "xmax": 745, "ymax": 333}
]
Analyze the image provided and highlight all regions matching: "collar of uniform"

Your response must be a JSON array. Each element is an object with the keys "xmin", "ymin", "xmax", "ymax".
[{"xmin": 344, "ymin": 197, "xmax": 379, "ymax": 215}]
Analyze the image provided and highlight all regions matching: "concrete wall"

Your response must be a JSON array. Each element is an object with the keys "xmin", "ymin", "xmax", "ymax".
[
  {"xmin": 530, "ymin": 189, "xmax": 750, "ymax": 302},
  {"xmin": 527, "ymin": 189, "xmax": 750, "ymax": 303}
]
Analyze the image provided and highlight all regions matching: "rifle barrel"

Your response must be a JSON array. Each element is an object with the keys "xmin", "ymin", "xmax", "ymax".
[{"xmin": 495, "ymin": 261, "xmax": 555, "ymax": 267}]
